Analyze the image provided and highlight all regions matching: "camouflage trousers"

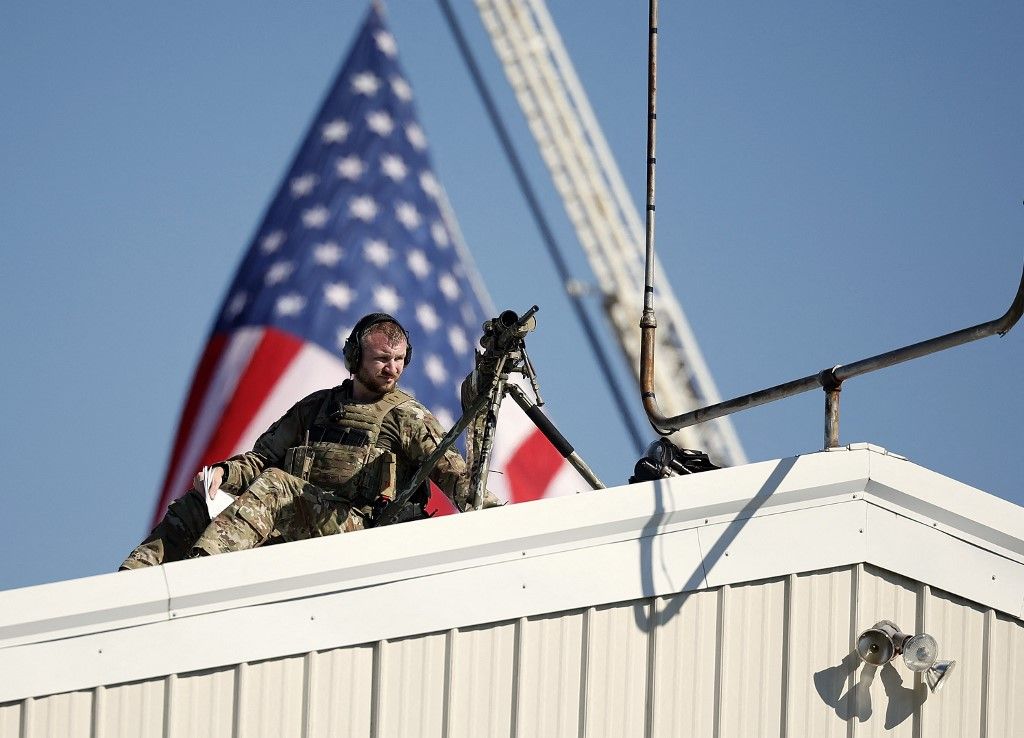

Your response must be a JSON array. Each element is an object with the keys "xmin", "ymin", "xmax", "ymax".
[
  {"xmin": 120, "ymin": 489, "xmax": 218, "ymax": 570},
  {"xmin": 189, "ymin": 467, "xmax": 364, "ymax": 557}
]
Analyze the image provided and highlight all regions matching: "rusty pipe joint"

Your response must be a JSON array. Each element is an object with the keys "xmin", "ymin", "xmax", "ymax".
[
  {"xmin": 639, "ymin": 316, "xmax": 670, "ymax": 434},
  {"xmin": 818, "ymin": 365, "xmax": 842, "ymax": 393}
]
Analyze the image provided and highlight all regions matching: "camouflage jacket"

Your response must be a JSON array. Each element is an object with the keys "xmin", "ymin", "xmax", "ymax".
[{"xmin": 217, "ymin": 380, "xmax": 476, "ymax": 512}]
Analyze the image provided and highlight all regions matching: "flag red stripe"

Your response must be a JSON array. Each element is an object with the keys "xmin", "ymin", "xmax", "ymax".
[
  {"xmin": 425, "ymin": 481, "xmax": 457, "ymax": 517},
  {"xmin": 151, "ymin": 334, "xmax": 228, "ymax": 527},
  {"xmin": 505, "ymin": 430, "xmax": 564, "ymax": 503},
  {"xmin": 198, "ymin": 328, "xmax": 304, "ymax": 467}
]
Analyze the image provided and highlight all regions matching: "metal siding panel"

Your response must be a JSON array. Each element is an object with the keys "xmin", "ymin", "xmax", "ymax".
[
  {"xmin": 855, "ymin": 566, "xmax": 918, "ymax": 738},
  {"xmin": 0, "ymin": 702, "xmax": 21, "ymax": 738},
  {"xmin": 718, "ymin": 578, "xmax": 786, "ymax": 738},
  {"xmin": 25, "ymin": 691, "xmax": 92, "ymax": 738},
  {"xmin": 448, "ymin": 622, "xmax": 515, "ymax": 738},
  {"xmin": 985, "ymin": 612, "xmax": 1024, "ymax": 738},
  {"xmin": 649, "ymin": 589, "xmax": 719, "ymax": 737},
  {"xmin": 786, "ymin": 568, "xmax": 854, "ymax": 738},
  {"xmin": 98, "ymin": 680, "xmax": 165, "ymax": 738},
  {"xmin": 584, "ymin": 602, "xmax": 649, "ymax": 738},
  {"xmin": 306, "ymin": 646, "xmax": 374, "ymax": 738},
  {"xmin": 924, "ymin": 588, "xmax": 987, "ymax": 738},
  {"xmin": 516, "ymin": 610, "xmax": 583, "ymax": 738},
  {"xmin": 167, "ymin": 668, "xmax": 235, "ymax": 738},
  {"xmin": 377, "ymin": 633, "xmax": 447, "ymax": 738},
  {"xmin": 238, "ymin": 656, "xmax": 305, "ymax": 738}
]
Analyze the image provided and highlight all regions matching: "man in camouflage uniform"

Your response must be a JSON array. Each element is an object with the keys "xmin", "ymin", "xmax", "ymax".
[{"xmin": 121, "ymin": 313, "xmax": 492, "ymax": 569}]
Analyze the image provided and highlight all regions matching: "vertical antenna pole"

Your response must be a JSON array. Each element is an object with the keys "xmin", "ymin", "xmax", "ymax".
[
  {"xmin": 642, "ymin": 0, "xmax": 658, "ymax": 319},
  {"xmin": 639, "ymin": 0, "xmax": 663, "ymax": 427}
]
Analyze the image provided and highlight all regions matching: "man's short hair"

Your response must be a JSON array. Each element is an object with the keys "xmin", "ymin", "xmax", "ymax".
[{"xmin": 365, "ymin": 320, "xmax": 407, "ymax": 347}]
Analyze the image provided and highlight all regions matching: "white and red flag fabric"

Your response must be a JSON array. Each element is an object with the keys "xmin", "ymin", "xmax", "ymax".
[{"xmin": 151, "ymin": 4, "xmax": 585, "ymax": 526}]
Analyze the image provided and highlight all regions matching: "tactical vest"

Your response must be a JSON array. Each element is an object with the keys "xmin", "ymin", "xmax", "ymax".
[{"xmin": 283, "ymin": 386, "xmax": 414, "ymax": 505}]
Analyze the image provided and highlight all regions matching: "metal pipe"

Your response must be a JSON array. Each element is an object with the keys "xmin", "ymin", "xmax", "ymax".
[
  {"xmin": 639, "ymin": 0, "xmax": 664, "ymax": 428},
  {"xmin": 643, "ymin": 264, "xmax": 1024, "ymax": 435},
  {"xmin": 642, "ymin": 0, "xmax": 659, "ymax": 317},
  {"xmin": 824, "ymin": 384, "xmax": 841, "ymax": 449},
  {"xmin": 638, "ymin": 1, "xmax": 1024, "ymax": 439}
]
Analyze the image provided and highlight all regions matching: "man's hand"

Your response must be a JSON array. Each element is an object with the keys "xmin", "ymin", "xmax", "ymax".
[{"xmin": 192, "ymin": 466, "xmax": 224, "ymax": 499}]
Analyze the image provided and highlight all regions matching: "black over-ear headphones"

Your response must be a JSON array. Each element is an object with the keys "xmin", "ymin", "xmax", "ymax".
[{"xmin": 342, "ymin": 313, "xmax": 413, "ymax": 372}]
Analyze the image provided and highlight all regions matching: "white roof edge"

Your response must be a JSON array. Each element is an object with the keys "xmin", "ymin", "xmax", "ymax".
[{"xmin": 0, "ymin": 446, "xmax": 1021, "ymax": 702}]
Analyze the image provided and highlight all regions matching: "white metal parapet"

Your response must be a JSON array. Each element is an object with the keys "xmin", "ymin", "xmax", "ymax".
[{"xmin": 1, "ymin": 444, "xmax": 1021, "ymax": 710}]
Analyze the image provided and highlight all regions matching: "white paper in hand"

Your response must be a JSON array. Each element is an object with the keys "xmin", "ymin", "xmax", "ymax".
[{"xmin": 202, "ymin": 465, "xmax": 234, "ymax": 518}]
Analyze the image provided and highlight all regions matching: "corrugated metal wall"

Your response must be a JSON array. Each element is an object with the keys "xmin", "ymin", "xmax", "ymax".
[{"xmin": 4, "ymin": 563, "xmax": 1022, "ymax": 737}]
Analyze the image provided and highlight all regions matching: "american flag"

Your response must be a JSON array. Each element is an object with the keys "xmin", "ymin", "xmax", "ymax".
[{"xmin": 152, "ymin": 3, "xmax": 586, "ymax": 525}]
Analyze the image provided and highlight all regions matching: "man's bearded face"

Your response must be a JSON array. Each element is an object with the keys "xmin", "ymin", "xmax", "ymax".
[{"xmin": 355, "ymin": 329, "xmax": 407, "ymax": 396}]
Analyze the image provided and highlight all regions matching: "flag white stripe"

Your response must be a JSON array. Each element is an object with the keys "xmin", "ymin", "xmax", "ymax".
[
  {"xmin": 169, "ymin": 328, "xmax": 264, "ymax": 498},
  {"xmin": 231, "ymin": 343, "xmax": 350, "ymax": 456}
]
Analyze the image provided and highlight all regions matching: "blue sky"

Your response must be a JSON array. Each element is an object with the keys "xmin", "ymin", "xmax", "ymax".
[{"xmin": 2, "ymin": 1, "xmax": 1022, "ymax": 591}]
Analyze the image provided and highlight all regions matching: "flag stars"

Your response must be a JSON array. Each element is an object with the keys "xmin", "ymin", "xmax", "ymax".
[
  {"xmin": 313, "ymin": 241, "xmax": 343, "ymax": 267},
  {"xmin": 260, "ymin": 230, "xmax": 286, "ymax": 254},
  {"xmin": 324, "ymin": 282, "xmax": 355, "ymax": 310},
  {"xmin": 396, "ymin": 201, "xmax": 421, "ymax": 230},
  {"xmin": 439, "ymin": 273, "xmax": 460, "ymax": 301},
  {"xmin": 416, "ymin": 303, "xmax": 441, "ymax": 332},
  {"xmin": 225, "ymin": 292, "xmax": 247, "ymax": 319},
  {"xmin": 275, "ymin": 293, "xmax": 306, "ymax": 317},
  {"xmin": 351, "ymin": 71, "xmax": 381, "ymax": 96},
  {"xmin": 448, "ymin": 325, "xmax": 469, "ymax": 355},
  {"xmin": 406, "ymin": 123, "xmax": 427, "ymax": 151},
  {"xmin": 289, "ymin": 173, "xmax": 318, "ymax": 198},
  {"xmin": 367, "ymin": 110, "xmax": 395, "ymax": 136},
  {"xmin": 265, "ymin": 261, "xmax": 294, "ymax": 286},
  {"xmin": 407, "ymin": 249, "xmax": 430, "ymax": 279},
  {"xmin": 373, "ymin": 284, "xmax": 401, "ymax": 312},
  {"xmin": 375, "ymin": 30, "xmax": 398, "ymax": 57},
  {"xmin": 321, "ymin": 118, "xmax": 350, "ymax": 144},
  {"xmin": 390, "ymin": 76, "xmax": 413, "ymax": 102},
  {"xmin": 349, "ymin": 195, "xmax": 379, "ymax": 222},
  {"xmin": 336, "ymin": 155, "xmax": 365, "ymax": 180},
  {"xmin": 380, "ymin": 154, "xmax": 408, "ymax": 181},
  {"xmin": 432, "ymin": 407, "xmax": 455, "ymax": 430},
  {"xmin": 302, "ymin": 205, "xmax": 331, "ymax": 228},
  {"xmin": 419, "ymin": 171, "xmax": 440, "ymax": 198},
  {"xmin": 424, "ymin": 354, "xmax": 448, "ymax": 386},
  {"xmin": 363, "ymin": 239, "xmax": 393, "ymax": 267},
  {"xmin": 431, "ymin": 221, "xmax": 450, "ymax": 247}
]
